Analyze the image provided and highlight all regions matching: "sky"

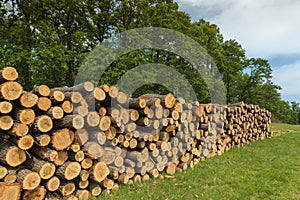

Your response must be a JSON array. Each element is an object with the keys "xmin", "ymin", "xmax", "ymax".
[{"xmin": 175, "ymin": 0, "xmax": 300, "ymax": 103}]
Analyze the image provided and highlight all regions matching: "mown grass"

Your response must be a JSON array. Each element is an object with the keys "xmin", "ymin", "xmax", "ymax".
[
  {"xmin": 95, "ymin": 123, "xmax": 300, "ymax": 200},
  {"xmin": 271, "ymin": 123, "xmax": 300, "ymax": 133}
]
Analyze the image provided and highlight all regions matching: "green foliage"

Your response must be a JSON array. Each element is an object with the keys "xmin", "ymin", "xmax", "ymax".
[{"xmin": 0, "ymin": 0, "xmax": 298, "ymax": 123}]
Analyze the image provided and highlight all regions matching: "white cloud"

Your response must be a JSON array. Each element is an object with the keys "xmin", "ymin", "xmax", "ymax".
[
  {"xmin": 176, "ymin": 0, "xmax": 300, "ymax": 58},
  {"xmin": 273, "ymin": 61, "xmax": 300, "ymax": 101}
]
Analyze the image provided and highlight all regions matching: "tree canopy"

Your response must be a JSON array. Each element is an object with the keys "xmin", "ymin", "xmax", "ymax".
[{"xmin": 0, "ymin": 0, "xmax": 299, "ymax": 124}]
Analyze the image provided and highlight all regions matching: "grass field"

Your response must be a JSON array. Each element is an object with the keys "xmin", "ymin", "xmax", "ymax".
[
  {"xmin": 271, "ymin": 123, "xmax": 300, "ymax": 133},
  {"xmin": 95, "ymin": 123, "xmax": 300, "ymax": 200}
]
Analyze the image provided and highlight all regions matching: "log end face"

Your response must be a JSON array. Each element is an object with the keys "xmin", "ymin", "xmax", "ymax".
[
  {"xmin": 22, "ymin": 172, "xmax": 41, "ymax": 190},
  {"xmin": 18, "ymin": 135, "xmax": 34, "ymax": 150},
  {"xmin": 0, "ymin": 101, "xmax": 13, "ymax": 114},
  {"xmin": 37, "ymin": 115, "xmax": 53, "ymax": 133},
  {"xmin": 52, "ymin": 128, "xmax": 74, "ymax": 151},
  {"xmin": 20, "ymin": 109, "xmax": 35, "ymax": 124},
  {"xmin": 0, "ymin": 182, "xmax": 21, "ymax": 200},
  {"xmin": 37, "ymin": 85, "xmax": 51, "ymax": 97},
  {"xmin": 40, "ymin": 163, "xmax": 56, "ymax": 180},
  {"xmin": 65, "ymin": 162, "xmax": 81, "ymax": 180},
  {"xmin": 2, "ymin": 66, "xmax": 18, "ymax": 81},
  {"xmin": 0, "ymin": 115, "xmax": 13, "ymax": 130},
  {"xmin": 92, "ymin": 162, "xmax": 110, "ymax": 183},
  {"xmin": 23, "ymin": 186, "xmax": 46, "ymax": 200},
  {"xmin": 1, "ymin": 82, "xmax": 23, "ymax": 101},
  {"xmin": 20, "ymin": 92, "xmax": 38, "ymax": 108},
  {"xmin": 46, "ymin": 176, "xmax": 60, "ymax": 192},
  {"xmin": 6, "ymin": 146, "xmax": 26, "ymax": 167}
]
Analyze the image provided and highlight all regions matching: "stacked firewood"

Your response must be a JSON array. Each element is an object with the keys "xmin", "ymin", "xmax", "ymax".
[
  {"xmin": 218, "ymin": 102, "xmax": 273, "ymax": 153},
  {"xmin": 0, "ymin": 67, "xmax": 272, "ymax": 200}
]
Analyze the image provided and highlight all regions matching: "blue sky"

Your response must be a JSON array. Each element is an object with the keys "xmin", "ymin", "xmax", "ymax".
[{"xmin": 175, "ymin": 0, "xmax": 300, "ymax": 103}]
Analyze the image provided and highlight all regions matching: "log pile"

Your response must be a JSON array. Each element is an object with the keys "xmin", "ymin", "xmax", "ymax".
[{"xmin": 0, "ymin": 67, "xmax": 272, "ymax": 200}]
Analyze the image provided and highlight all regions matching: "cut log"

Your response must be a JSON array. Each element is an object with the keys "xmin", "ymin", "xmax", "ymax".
[
  {"xmin": 0, "ymin": 166, "xmax": 8, "ymax": 179},
  {"xmin": 32, "ymin": 115, "xmax": 53, "ymax": 133},
  {"xmin": 117, "ymin": 173, "xmax": 129, "ymax": 184},
  {"xmin": 23, "ymin": 185, "xmax": 46, "ymax": 200},
  {"xmin": 119, "ymin": 108, "xmax": 129, "ymax": 124},
  {"xmin": 37, "ymin": 97, "xmax": 52, "ymax": 111},
  {"xmin": 0, "ymin": 66, "xmax": 18, "ymax": 82},
  {"xmin": 116, "ymin": 91, "xmax": 127, "ymax": 104},
  {"xmin": 100, "ymin": 84, "xmax": 110, "ymax": 93},
  {"xmin": 1, "ymin": 81, "xmax": 23, "ymax": 100},
  {"xmin": 90, "ymin": 162, "xmax": 110, "ymax": 183},
  {"xmin": 139, "ymin": 93, "xmax": 176, "ymax": 108},
  {"xmin": 62, "ymin": 195, "xmax": 78, "ymax": 200},
  {"xmin": 86, "ymin": 112, "xmax": 100, "ymax": 127},
  {"xmin": 0, "ymin": 182, "xmax": 21, "ymax": 200},
  {"xmin": 73, "ymin": 150, "xmax": 85, "ymax": 162},
  {"xmin": 50, "ymin": 90, "xmax": 65, "ymax": 104},
  {"xmin": 92, "ymin": 131, "xmax": 105, "ymax": 145},
  {"xmin": 53, "ymin": 151, "xmax": 69, "ymax": 166},
  {"xmin": 108, "ymin": 86, "xmax": 118, "ymax": 98},
  {"xmin": 93, "ymin": 87, "xmax": 106, "ymax": 101},
  {"xmin": 81, "ymin": 158, "xmax": 93, "ymax": 169},
  {"xmin": 74, "ymin": 129, "xmax": 88, "ymax": 146},
  {"xmin": 79, "ymin": 82, "xmax": 94, "ymax": 92},
  {"xmin": 79, "ymin": 170, "xmax": 89, "ymax": 182},
  {"xmin": 3, "ymin": 122, "xmax": 28, "ymax": 137},
  {"xmin": 0, "ymin": 101, "xmax": 12, "ymax": 114},
  {"xmin": 17, "ymin": 169, "xmax": 41, "ymax": 190},
  {"xmin": 105, "ymin": 126, "xmax": 117, "ymax": 141},
  {"xmin": 78, "ymin": 180, "xmax": 89, "ymax": 189},
  {"xmin": 83, "ymin": 142, "xmax": 103, "ymax": 159},
  {"xmin": 34, "ymin": 147, "xmax": 58, "ymax": 162},
  {"xmin": 89, "ymin": 181, "xmax": 101, "ymax": 196},
  {"xmin": 103, "ymin": 178, "xmax": 114, "ymax": 189},
  {"xmin": 166, "ymin": 162, "xmax": 176, "ymax": 175},
  {"xmin": 16, "ymin": 134, "xmax": 34, "ymax": 150},
  {"xmin": 45, "ymin": 176, "xmax": 60, "ymax": 192},
  {"xmin": 32, "ymin": 85, "xmax": 51, "ymax": 97},
  {"xmin": 4, "ymin": 170, "xmax": 17, "ymax": 184},
  {"xmin": 64, "ymin": 92, "xmax": 82, "ymax": 104},
  {"xmin": 55, "ymin": 115, "xmax": 84, "ymax": 130},
  {"xmin": 47, "ymin": 106, "xmax": 64, "ymax": 119},
  {"xmin": 70, "ymin": 144, "xmax": 80, "ymax": 153},
  {"xmin": 98, "ymin": 107, "xmax": 107, "ymax": 116},
  {"xmin": 0, "ymin": 144, "xmax": 26, "ymax": 167},
  {"xmin": 20, "ymin": 92, "xmax": 39, "ymax": 108},
  {"xmin": 61, "ymin": 100, "xmax": 73, "ymax": 114},
  {"xmin": 51, "ymin": 82, "xmax": 93, "ymax": 94},
  {"xmin": 56, "ymin": 161, "xmax": 81, "ymax": 180},
  {"xmin": 75, "ymin": 189, "xmax": 90, "ymax": 200},
  {"xmin": 99, "ymin": 148, "xmax": 115, "ymax": 165},
  {"xmin": 125, "ymin": 123, "xmax": 136, "ymax": 132},
  {"xmin": 51, "ymin": 128, "xmax": 74, "ymax": 151},
  {"xmin": 114, "ymin": 156, "xmax": 124, "ymax": 167},
  {"xmin": 14, "ymin": 108, "xmax": 35, "ymax": 125},
  {"xmin": 74, "ymin": 105, "xmax": 88, "ymax": 117},
  {"xmin": 99, "ymin": 116, "xmax": 111, "ymax": 131},
  {"xmin": 136, "ymin": 117, "xmax": 150, "ymax": 126},
  {"xmin": 129, "ymin": 109, "xmax": 139, "ymax": 121},
  {"xmin": 60, "ymin": 182, "xmax": 76, "ymax": 196},
  {"xmin": 28, "ymin": 157, "xmax": 56, "ymax": 180},
  {"xmin": 0, "ymin": 115, "xmax": 14, "ymax": 130},
  {"xmin": 128, "ymin": 97, "xmax": 146, "ymax": 108}
]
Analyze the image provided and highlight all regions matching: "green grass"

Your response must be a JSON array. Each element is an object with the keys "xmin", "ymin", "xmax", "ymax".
[
  {"xmin": 95, "ymin": 124, "xmax": 300, "ymax": 200},
  {"xmin": 271, "ymin": 123, "xmax": 300, "ymax": 133}
]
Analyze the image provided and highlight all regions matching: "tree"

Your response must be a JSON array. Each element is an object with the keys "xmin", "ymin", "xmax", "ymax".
[
  {"xmin": 0, "ymin": 0, "xmax": 298, "ymax": 124},
  {"xmin": 291, "ymin": 101, "xmax": 300, "ymax": 124}
]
